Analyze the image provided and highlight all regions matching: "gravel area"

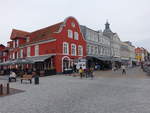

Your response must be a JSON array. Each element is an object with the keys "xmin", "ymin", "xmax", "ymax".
[{"xmin": 0, "ymin": 68, "xmax": 150, "ymax": 113}]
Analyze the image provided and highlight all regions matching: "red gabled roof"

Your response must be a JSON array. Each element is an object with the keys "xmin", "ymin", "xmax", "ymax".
[
  {"xmin": 10, "ymin": 29, "xmax": 30, "ymax": 40},
  {"xmin": 29, "ymin": 22, "xmax": 63, "ymax": 42}
]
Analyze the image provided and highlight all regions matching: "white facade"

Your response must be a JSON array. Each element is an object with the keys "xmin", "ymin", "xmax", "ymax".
[
  {"xmin": 81, "ymin": 25, "xmax": 111, "ymax": 58},
  {"xmin": 111, "ymin": 33, "xmax": 121, "ymax": 58}
]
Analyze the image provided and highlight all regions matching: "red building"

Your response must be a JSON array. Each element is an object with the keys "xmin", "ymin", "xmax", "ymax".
[
  {"xmin": 0, "ymin": 44, "xmax": 6, "ymax": 63},
  {"xmin": 5, "ymin": 16, "xmax": 86, "ymax": 74}
]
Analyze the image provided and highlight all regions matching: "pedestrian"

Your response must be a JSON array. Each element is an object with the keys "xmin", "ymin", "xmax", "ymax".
[
  {"xmin": 9, "ymin": 71, "xmax": 17, "ymax": 82},
  {"xmin": 121, "ymin": 65, "xmax": 126, "ymax": 75},
  {"xmin": 79, "ymin": 67, "xmax": 83, "ymax": 79},
  {"xmin": 90, "ymin": 67, "xmax": 94, "ymax": 79},
  {"xmin": 84, "ymin": 68, "xmax": 89, "ymax": 78}
]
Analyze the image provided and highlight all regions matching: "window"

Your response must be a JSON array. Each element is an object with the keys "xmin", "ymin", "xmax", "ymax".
[
  {"xmin": 16, "ymin": 52, "xmax": 19, "ymax": 58},
  {"xmin": 26, "ymin": 37, "xmax": 30, "ymax": 42},
  {"xmin": 74, "ymin": 32, "xmax": 79, "ymax": 40},
  {"xmin": 71, "ymin": 44, "xmax": 76, "ymax": 56},
  {"xmin": 78, "ymin": 45, "xmax": 83, "ymax": 56},
  {"xmin": 63, "ymin": 42, "xmax": 69, "ymax": 55},
  {"xmin": 7, "ymin": 43, "xmax": 10, "ymax": 47},
  {"xmin": 71, "ymin": 22, "xmax": 75, "ymax": 27},
  {"xmin": 35, "ymin": 45, "xmax": 39, "ymax": 56},
  {"xmin": 91, "ymin": 46, "xmax": 94, "ymax": 55},
  {"xmin": 13, "ymin": 53, "xmax": 15, "ymax": 59},
  {"xmin": 68, "ymin": 29, "xmax": 73, "ymax": 38},
  {"xmin": 16, "ymin": 40, "xmax": 19, "ymax": 47},
  {"xmin": 20, "ymin": 49, "xmax": 23, "ymax": 58},
  {"xmin": 27, "ymin": 47, "xmax": 31, "ymax": 57},
  {"xmin": 13, "ymin": 41, "xmax": 15, "ymax": 48},
  {"xmin": 87, "ymin": 45, "xmax": 90, "ymax": 54},
  {"xmin": 95, "ymin": 46, "xmax": 98, "ymax": 55}
]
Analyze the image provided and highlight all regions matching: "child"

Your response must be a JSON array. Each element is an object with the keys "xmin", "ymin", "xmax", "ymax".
[{"xmin": 79, "ymin": 67, "xmax": 83, "ymax": 79}]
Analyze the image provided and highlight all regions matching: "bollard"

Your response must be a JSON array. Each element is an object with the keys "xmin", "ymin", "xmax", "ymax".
[
  {"xmin": 7, "ymin": 83, "xmax": 10, "ymax": 94},
  {"xmin": 0, "ymin": 84, "xmax": 3, "ymax": 95}
]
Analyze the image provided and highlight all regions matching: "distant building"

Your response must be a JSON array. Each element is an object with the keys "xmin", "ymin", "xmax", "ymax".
[
  {"xmin": 80, "ymin": 25, "xmax": 111, "ymax": 69},
  {"xmin": 124, "ymin": 41, "xmax": 136, "ymax": 67},
  {"xmin": 103, "ymin": 21, "xmax": 121, "ymax": 68}
]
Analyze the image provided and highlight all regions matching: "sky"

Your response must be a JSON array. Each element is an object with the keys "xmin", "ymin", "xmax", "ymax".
[{"xmin": 0, "ymin": 0, "xmax": 150, "ymax": 50}]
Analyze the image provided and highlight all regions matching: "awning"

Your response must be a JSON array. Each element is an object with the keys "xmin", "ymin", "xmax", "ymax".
[
  {"xmin": 26, "ymin": 54, "xmax": 54, "ymax": 63},
  {"xmin": 0, "ymin": 60, "xmax": 14, "ymax": 66},
  {"xmin": 97, "ymin": 57, "xmax": 107, "ymax": 61},
  {"xmin": 87, "ymin": 56, "xmax": 111, "ymax": 61},
  {"xmin": 111, "ymin": 57, "xmax": 121, "ymax": 62},
  {"xmin": 12, "ymin": 58, "xmax": 34, "ymax": 64}
]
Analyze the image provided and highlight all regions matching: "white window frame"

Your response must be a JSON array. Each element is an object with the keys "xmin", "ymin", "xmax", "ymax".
[
  {"xmin": 13, "ymin": 41, "xmax": 15, "ymax": 48},
  {"xmin": 74, "ymin": 32, "xmax": 79, "ymax": 40},
  {"xmin": 20, "ymin": 49, "xmax": 23, "ymax": 58},
  {"xmin": 87, "ymin": 45, "xmax": 90, "ymax": 54},
  {"xmin": 95, "ymin": 46, "xmax": 98, "ymax": 55},
  {"xmin": 78, "ymin": 45, "xmax": 83, "ymax": 56},
  {"xmin": 71, "ymin": 44, "xmax": 76, "ymax": 56},
  {"xmin": 27, "ymin": 47, "xmax": 31, "ymax": 57},
  {"xmin": 63, "ymin": 42, "xmax": 69, "ymax": 55},
  {"xmin": 68, "ymin": 29, "xmax": 73, "ymax": 38},
  {"xmin": 13, "ymin": 53, "xmax": 15, "ymax": 59},
  {"xmin": 26, "ymin": 37, "xmax": 30, "ymax": 42},
  {"xmin": 35, "ymin": 45, "xmax": 39, "ymax": 56},
  {"xmin": 16, "ymin": 40, "xmax": 19, "ymax": 47}
]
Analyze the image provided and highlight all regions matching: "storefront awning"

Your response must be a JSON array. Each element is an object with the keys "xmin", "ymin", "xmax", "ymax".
[
  {"xmin": 0, "ymin": 60, "xmax": 14, "ymax": 66},
  {"xmin": 26, "ymin": 54, "xmax": 54, "ymax": 63},
  {"xmin": 111, "ymin": 57, "xmax": 121, "ymax": 62},
  {"xmin": 12, "ymin": 58, "xmax": 34, "ymax": 64},
  {"xmin": 87, "ymin": 56, "xmax": 111, "ymax": 61}
]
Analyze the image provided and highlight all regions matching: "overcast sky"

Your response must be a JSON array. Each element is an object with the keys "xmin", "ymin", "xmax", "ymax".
[{"xmin": 0, "ymin": 0, "xmax": 150, "ymax": 50}]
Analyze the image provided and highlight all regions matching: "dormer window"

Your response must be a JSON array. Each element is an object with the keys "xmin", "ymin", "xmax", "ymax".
[
  {"xmin": 7, "ymin": 43, "xmax": 10, "ymax": 47},
  {"xmin": 74, "ymin": 32, "xmax": 79, "ymax": 40},
  {"xmin": 71, "ymin": 22, "xmax": 75, "ymax": 27},
  {"xmin": 26, "ymin": 37, "xmax": 30, "ymax": 42},
  {"xmin": 68, "ymin": 29, "xmax": 73, "ymax": 38}
]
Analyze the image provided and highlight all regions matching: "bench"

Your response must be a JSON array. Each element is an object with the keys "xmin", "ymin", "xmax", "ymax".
[
  {"xmin": 21, "ymin": 74, "xmax": 33, "ymax": 84},
  {"xmin": 9, "ymin": 77, "xmax": 16, "ymax": 82}
]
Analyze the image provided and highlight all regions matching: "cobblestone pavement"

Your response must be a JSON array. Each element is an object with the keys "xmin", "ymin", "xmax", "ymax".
[
  {"xmin": 95, "ymin": 67, "xmax": 150, "ymax": 78},
  {"xmin": 0, "ymin": 68, "xmax": 150, "ymax": 113}
]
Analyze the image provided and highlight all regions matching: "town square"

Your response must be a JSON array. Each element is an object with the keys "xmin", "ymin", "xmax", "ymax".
[{"xmin": 0, "ymin": 0, "xmax": 150, "ymax": 113}]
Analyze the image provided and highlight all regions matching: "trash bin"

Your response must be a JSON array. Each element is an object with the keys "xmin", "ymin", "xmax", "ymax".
[{"xmin": 34, "ymin": 75, "xmax": 39, "ymax": 85}]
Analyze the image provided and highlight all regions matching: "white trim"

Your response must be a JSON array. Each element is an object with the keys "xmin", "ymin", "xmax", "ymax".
[
  {"xmin": 20, "ymin": 39, "xmax": 56, "ymax": 48},
  {"xmin": 63, "ymin": 16, "xmax": 87, "ymax": 42},
  {"xmin": 71, "ymin": 43, "xmax": 76, "ymax": 56},
  {"xmin": 68, "ymin": 29, "xmax": 73, "ymax": 38},
  {"xmin": 74, "ymin": 32, "xmax": 79, "ymax": 40},
  {"xmin": 63, "ymin": 42, "xmax": 69, "ymax": 55},
  {"xmin": 78, "ymin": 45, "xmax": 83, "ymax": 56},
  {"xmin": 27, "ymin": 46, "xmax": 31, "ymax": 57},
  {"xmin": 35, "ymin": 45, "xmax": 39, "ymax": 56},
  {"xmin": 62, "ymin": 56, "xmax": 70, "ymax": 72}
]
